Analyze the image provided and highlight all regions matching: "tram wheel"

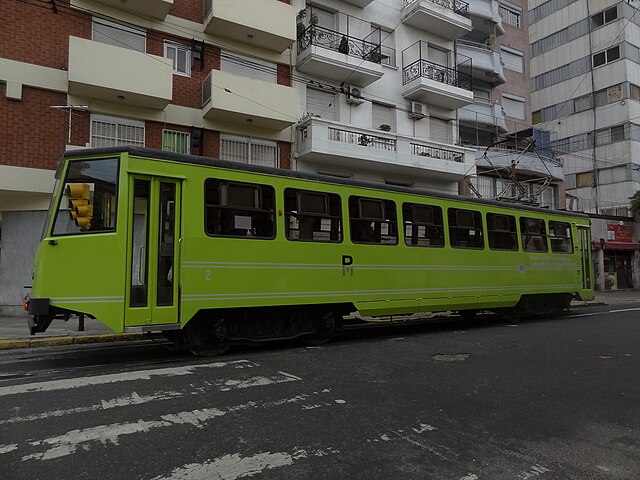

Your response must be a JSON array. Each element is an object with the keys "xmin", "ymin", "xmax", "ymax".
[
  {"xmin": 183, "ymin": 317, "xmax": 230, "ymax": 357},
  {"xmin": 303, "ymin": 311, "xmax": 338, "ymax": 347}
]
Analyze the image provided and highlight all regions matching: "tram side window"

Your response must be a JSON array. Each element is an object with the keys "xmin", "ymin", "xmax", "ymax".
[
  {"xmin": 448, "ymin": 208, "xmax": 484, "ymax": 249},
  {"xmin": 52, "ymin": 157, "xmax": 119, "ymax": 236},
  {"xmin": 520, "ymin": 217, "xmax": 548, "ymax": 252},
  {"xmin": 349, "ymin": 196, "xmax": 398, "ymax": 245},
  {"xmin": 549, "ymin": 221, "xmax": 574, "ymax": 253},
  {"xmin": 487, "ymin": 213, "xmax": 518, "ymax": 251},
  {"xmin": 285, "ymin": 189, "xmax": 342, "ymax": 242},
  {"xmin": 204, "ymin": 179, "xmax": 275, "ymax": 239},
  {"xmin": 402, "ymin": 203, "xmax": 444, "ymax": 247}
]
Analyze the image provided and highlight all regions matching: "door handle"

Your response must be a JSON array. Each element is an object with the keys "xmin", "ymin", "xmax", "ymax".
[{"xmin": 48, "ymin": 240, "xmax": 58, "ymax": 246}]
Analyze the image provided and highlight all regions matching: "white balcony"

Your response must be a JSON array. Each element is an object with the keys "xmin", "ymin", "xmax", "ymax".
[
  {"xmin": 296, "ymin": 27, "xmax": 385, "ymax": 87},
  {"xmin": 67, "ymin": 37, "xmax": 173, "ymax": 110},
  {"xmin": 401, "ymin": 0, "xmax": 473, "ymax": 40},
  {"xmin": 202, "ymin": 70, "xmax": 296, "ymax": 130},
  {"xmin": 342, "ymin": 0, "xmax": 374, "ymax": 6},
  {"xmin": 401, "ymin": 60, "xmax": 474, "ymax": 110},
  {"xmin": 458, "ymin": 102, "xmax": 507, "ymax": 132},
  {"xmin": 457, "ymin": 40, "xmax": 505, "ymax": 85},
  {"xmin": 296, "ymin": 117, "xmax": 475, "ymax": 181},
  {"xmin": 466, "ymin": 0, "xmax": 504, "ymax": 35},
  {"xmin": 476, "ymin": 148, "xmax": 564, "ymax": 180},
  {"xmin": 91, "ymin": 0, "xmax": 173, "ymax": 19},
  {"xmin": 204, "ymin": 0, "xmax": 295, "ymax": 53}
]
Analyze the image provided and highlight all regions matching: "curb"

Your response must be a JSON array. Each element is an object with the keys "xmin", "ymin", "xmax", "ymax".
[{"xmin": 0, "ymin": 333, "xmax": 147, "ymax": 350}]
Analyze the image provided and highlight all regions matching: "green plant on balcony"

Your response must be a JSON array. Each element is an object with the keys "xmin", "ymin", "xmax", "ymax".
[
  {"xmin": 366, "ymin": 51, "xmax": 383, "ymax": 63},
  {"xmin": 379, "ymin": 124, "xmax": 391, "ymax": 132}
]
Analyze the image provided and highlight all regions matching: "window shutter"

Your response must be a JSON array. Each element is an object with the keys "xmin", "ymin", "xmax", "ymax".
[
  {"xmin": 372, "ymin": 103, "xmax": 393, "ymax": 131},
  {"xmin": 306, "ymin": 88, "xmax": 336, "ymax": 120},
  {"xmin": 429, "ymin": 117, "xmax": 452, "ymax": 144},
  {"xmin": 500, "ymin": 48, "xmax": 524, "ymax": 73},
  {"xmin": 220, "ymin": 53, "xmax": 276, "ymax": 82},
  {"xmin": 502, "ymin": 95, "xmax": 525, "ymax": 119}
]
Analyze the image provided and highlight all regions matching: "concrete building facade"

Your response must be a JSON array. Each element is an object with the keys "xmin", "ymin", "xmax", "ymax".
[{"xmin": 529, "ymin": 0, "xmax": 640, "ymax": 289}]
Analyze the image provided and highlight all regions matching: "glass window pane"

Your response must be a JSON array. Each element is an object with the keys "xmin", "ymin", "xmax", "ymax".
[
  {"xmin": 53, "ymin": 158, "xmax": 119, "ymax": 235},
  {"xmin": 130, "ymin": 179, "xmax": 150, "ymax": 307},
  {"xmin": 157, "ymin": 183, "xmax": 176, "ymax": 306}
]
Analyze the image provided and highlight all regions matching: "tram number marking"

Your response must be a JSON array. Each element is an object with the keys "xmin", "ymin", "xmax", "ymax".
[
  {"xmin": 342, "ymin": 255, "xmax": 354, "ymax": 277},
  {"xmin": 204, "ymin": 270, "xmax": 211, "ymax": 281}
]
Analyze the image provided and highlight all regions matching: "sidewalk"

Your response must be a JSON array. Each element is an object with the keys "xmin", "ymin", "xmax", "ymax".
[{"xmin": 0, "ymin": 290, "xmax": 637, "ymax": 350}]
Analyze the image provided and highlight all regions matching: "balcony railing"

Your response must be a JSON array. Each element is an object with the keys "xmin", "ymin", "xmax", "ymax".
[
  {"xmin": 202, "ymin": 71, "xmax": 212, "ymax": 106},
  {"xmin": 403, "ymin": 0, "xmax": 469, "ymax": 16},
  {"xmin": 297, "ymin": 25, "xmax": 395, "ymax": 66},
  {"xmin": 328, "ymin": 127, "xmax": 397, "ymax": 151},
  {"xmin": 411, "ymin": 143, "xmax": 464, "ymax": 163},
  {"xmin": 402, "ymin": 59, "xmax": 472, "ymax": 90}
]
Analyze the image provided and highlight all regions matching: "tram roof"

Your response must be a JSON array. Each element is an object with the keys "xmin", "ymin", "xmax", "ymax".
[{"xmin": 63, "ymin": 146, "xmax": 588, "ymax": 220}]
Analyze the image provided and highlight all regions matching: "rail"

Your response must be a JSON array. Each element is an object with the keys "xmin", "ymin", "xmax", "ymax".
[
  {"xmin": 297, "ymin": 25, "xmax": 396, "ymax": 66},
  {"xmin": 411, "ymin": 143, "xmax": 464, "ymax": 163},
  {"xmin": 402, "ymin": 59, "xmax": 472, "ymax": 90},
  {"xmin": 202, "ymin": 71, "xmax": 212, "ymax": 106},
  {"xmin": 328, "ymin": 127, "xmax": 397, "ymax": 151},
  {"xmin": 403, "ymin": 0, "xmax": 469, "ymax": 16}
]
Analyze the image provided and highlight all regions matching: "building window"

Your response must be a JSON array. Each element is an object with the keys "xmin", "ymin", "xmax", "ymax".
[
  {"xmin": 306, "ymin": 88, "xmax": 336, "ymax": 120},
  {"xmin": 574, "ymin": 94, "xmax": 591, "ymax": 113},
  {"xmin": 532, "ymin": 110, "xmax": 542, "ymax": 124},
  {"xmin": 92, "ymin": 17, "xmax": 145, "ymax": 52},
  {"xmin": 162, "ymin": 130, "xmax": 190, "ymax": 154},
  {"xmin": 372, "ymin": 102, "xmax": 395, "ymax": 132},
  {"xmin": 502, "ymin": 94, "xmax": 526, "ymax": 120},
  {"xmin": 499, "ymin": 4, "xmax": 522, "ymax": 28},
  {"xmin": 593, "ymin": 45, "xmax": 620, "ymax": 67},
  {"xmin": 631, "ymin": 84, "xmax": 640, "ymax": 101},
  {"xmin": 591, "ymin": 6, "xmax": 617, "ymax": 28},
  {"xmin": 164, "ymin": 42, "xmax": 191, "ymax": 77},
  {"xmin": 369, "ymin": 25, "xmax": 395, "ymax": 67},
  {"xmin": 220, "ymin": 135, "xmax": 278, "ymax": 168},
  {"xmin": 576, "ymin": 171, "xmax": 596, "ymax": 187},
  {"xmin": 500, "ymin": 47, "xmax": 524, "ymax": 73},
  {"xmin": 90, "ymin": 115, "xmax": 144, "ymax": 147},
  {"xmin": 220, "ymin": 51, "xmax": 276, "ymax": 83}
]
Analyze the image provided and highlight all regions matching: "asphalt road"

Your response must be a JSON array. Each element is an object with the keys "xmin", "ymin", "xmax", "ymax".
[{"xmin": 1, "ymin": 304, "xmax": 639, "ymax": 480}]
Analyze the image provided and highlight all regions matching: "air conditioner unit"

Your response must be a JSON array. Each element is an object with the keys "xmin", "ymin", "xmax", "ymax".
[
  {"xmin": 409, "ymin": 102, "xmax": 427, "ymax": 119},
  {"xmin": 346, "ymin": 86, "xmax": 364, "ymax": 105}
]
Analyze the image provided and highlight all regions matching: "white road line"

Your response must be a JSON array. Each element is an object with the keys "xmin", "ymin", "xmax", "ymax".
[
  {"xmin": 0, "ymin": 360, "xmax": 257, "ymax": 397},
  {"xmin": 15, "ymin": 391, "xmax": 337, "ymax": 462},
  {"xmin": 152, "ymin": 447, "xmax": 340, "ymax": 480},
  {"xmin": 609, "ymin": 307, "xmax": 640, "ymax": 313},
  {"xmin": 565, "ymin": 313, "xmax": 600, "ymax": 318}
]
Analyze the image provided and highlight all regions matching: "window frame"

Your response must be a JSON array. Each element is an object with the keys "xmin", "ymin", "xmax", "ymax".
[
  {"xmin": 402, "ymin": 202, "xmax": 445, "ymax": 248},
  {"xmin": 520, "ymin": 217, "xmax": 548, "ymax": 253},
  {"xmin": 204, "ymin": 179, "xmax": 276, "ymax": 240},
  {"xmin": 447, "ymin": 208, "xmax": 484, "ymax": 250},
  {"xmin": 549, "ymin": 221, "xmax": 574, "ymax": 254},
  {"xmin": 90, "ymin": 114, "xmax": 145, "ymax": 148},
  {"xmin": 164, "ymin": 41, "xmax": 191, "ymax": 77},
  {"xmin": 284, "ymin": 188, "xmax": 343, "ymax": 243},
  {"xmin": 348, "ymin": 196, "xmax": 398, "ymax": 245},
  {"xmin": 486, "ymin": 213, "xmax": 518, "ymax": 251},
  {"xmin": 162, "ymin": 129, "xmax": 190, "ymax": 154}
]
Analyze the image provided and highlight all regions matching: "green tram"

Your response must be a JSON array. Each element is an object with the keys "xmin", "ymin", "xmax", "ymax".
[{"xmin": 27, "ymin": 147, "xmax": 594, "ymax": 355}]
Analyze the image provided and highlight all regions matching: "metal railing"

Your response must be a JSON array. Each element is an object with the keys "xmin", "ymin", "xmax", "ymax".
[
  {"xmin": 402, "ymin": 59, "xmax": 472, "ymax": 90},
  {"xmin": 403, "ymin": 0, "xmax": 469, "ymax": 17},
  {"xmin": 328, "ymin": 127, "xmax": 397, "ymax": 151},
  {"xmin": 411, "ymin": 143, "xmax": 464, "ymax": 163},
  {"xmin": 297, "ymin": 25, "xmax": 395, "ymax": 66},
  {"xmin": 202, "ymin": 71, "xmax": 212, "ymax": 106}
]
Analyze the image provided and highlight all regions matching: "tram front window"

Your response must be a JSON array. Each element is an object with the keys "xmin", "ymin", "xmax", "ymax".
[{"xmin": 52, "ymin": 158, "xmax": 119, "ymax": 236}]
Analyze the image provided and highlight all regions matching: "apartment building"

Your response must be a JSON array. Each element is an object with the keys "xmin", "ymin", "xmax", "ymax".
[
  {"xmin": 292, "ymin": 0, "xmax": 478, "ymax": 190},
  {"xmin": 530, "ymin": 0, "xmax": 640, "ymax": 289},
  {"xmin": 0, "ymin": 0, "xmax": 297, "ymax": 313},
  {"xmin": 456, "ymin": 0, "xmax": 565, "ymax": 208}
]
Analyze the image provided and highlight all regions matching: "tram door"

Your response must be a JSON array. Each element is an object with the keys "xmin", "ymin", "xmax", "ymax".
[
  {"xmin": 577, "ymin": 226, "xmax": 592, "ymax": 291},
  {"xmin": 125, "ymin": 176, "xmax": 182, "ymax": 327}
]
